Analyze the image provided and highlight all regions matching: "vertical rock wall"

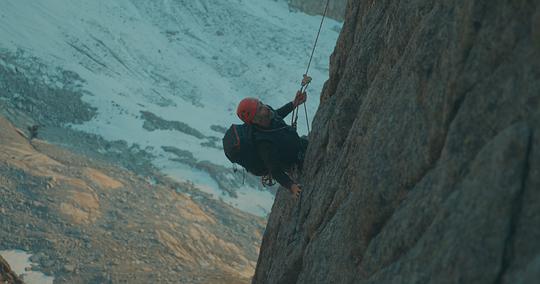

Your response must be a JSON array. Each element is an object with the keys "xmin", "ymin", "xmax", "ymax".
[{"xmin": 254, "ymin": 0, "xmax": 540, "ymax": 283}]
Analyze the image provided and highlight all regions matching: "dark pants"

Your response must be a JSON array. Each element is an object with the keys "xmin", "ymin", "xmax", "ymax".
[{"xmin": 296, "ymin": 136, "xmax": 309, "ymax": 169}]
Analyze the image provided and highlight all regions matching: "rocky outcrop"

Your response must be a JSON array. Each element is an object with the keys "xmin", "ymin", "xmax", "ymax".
[
  {"xmin": 0, "ymin": 256, "xmax": 23, "ymax": 284},
  {"xmin": 288, "ymin": 0, "xmax": 348, "ymax": 21},
  {"xmin": 254, "ymin": 0, "xmax": 540, "ymax": 283},
  {"xmin": 0, "ymin": 115, "xmax": 264, "ymax": 284}
]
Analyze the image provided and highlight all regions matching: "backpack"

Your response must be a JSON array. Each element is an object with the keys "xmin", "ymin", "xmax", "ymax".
[{"xmin": 222, "ymin": 124, "xmax": 268, "ymax": 176}]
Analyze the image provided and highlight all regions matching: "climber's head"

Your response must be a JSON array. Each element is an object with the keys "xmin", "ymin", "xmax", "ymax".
[
  {"xmin": 237, "ymin": 97, "xmax": 259, "ymax": 124},
  {"xmin": 236, "ymin": 98, "xmax": 272, "ymax": 126}
]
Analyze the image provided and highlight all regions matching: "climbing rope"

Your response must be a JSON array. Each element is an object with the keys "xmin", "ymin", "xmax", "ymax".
[
  {"xmin": 305, "ymin": 0, "xmax": 331, "ymax": 77},
  {"xmin": 292, "ymin": 0, "xmax": 331, "ymax": 134}
]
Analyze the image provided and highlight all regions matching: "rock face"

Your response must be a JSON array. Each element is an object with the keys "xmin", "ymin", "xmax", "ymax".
[
  {"xmin": 288, "ymin": 0, "xmax": 348, "ymax": 21},
  {"xmin": 0, "ymin": 256, "xmax": 23, "ymax": 284},
  {"xmin": 254, "ymin": 1, "xmax": 540, "ymax": 283}
]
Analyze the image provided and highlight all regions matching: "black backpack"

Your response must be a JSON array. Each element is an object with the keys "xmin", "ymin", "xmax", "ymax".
[{"xmin": 222, "ymin": 124, "xmax": 268, "ymax": 176}]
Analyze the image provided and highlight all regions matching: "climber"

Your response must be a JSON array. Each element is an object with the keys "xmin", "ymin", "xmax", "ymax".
[{"xmin": 223, "ymin": 88, "xmax": 310, "ymax": 199}]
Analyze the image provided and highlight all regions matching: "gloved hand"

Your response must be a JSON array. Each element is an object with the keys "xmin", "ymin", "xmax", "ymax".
[
  {"xmin": 290, "ymin": 184, "xmax": 302, "ymax": 199},
  {"xmin": 293, "ymin": 91, "xmax": 307, "ymax": 107}
]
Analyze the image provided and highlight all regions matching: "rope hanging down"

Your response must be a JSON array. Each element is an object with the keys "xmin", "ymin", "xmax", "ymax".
[{"xmin": 292, "ymin": 0, "xmax": 331, "ymax": 134}]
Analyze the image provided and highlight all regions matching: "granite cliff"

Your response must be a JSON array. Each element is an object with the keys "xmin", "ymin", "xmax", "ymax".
[{"xmin": 254, "ymin": 0, "xmax": 540, "ymax": 283}]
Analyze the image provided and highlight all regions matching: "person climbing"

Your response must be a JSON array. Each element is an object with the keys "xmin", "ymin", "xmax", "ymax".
[
  {"xmin": 223, "ymin": 84, "xmax": 310, "ymax": 199},
  {"xmin": 223, "ymin": 0, "xmax": 329, "ymax": 199}
]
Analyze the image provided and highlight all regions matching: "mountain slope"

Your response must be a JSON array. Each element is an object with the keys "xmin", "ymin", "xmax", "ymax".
[
  {"xmin": 254, "ymin": 1, "xmax": 540, "ymax": 283},
  {"xmin": 0, "ymin": 114, "xmax": 264, "ymax": 283}
]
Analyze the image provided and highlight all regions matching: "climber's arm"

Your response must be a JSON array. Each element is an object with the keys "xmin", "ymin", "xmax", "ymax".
[
  {"xmin": 276, "ymin": 90, "xmax": 308, "ymax": 118},
  {"xmin": 275, "ymin": 102, "xmax": 295, "ymax": 118}
]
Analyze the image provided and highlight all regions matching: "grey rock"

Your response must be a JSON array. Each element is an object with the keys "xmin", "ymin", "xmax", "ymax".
[
  {"xmin": 511, "ymin": 255, "xmax": 540, "ymax": 284},
  {"xmin": 42, "ymin": 260, "xmax": 55, "ymax": 268},
  {"xmin": 210, "ymin": 124, "xmax": 227, "ymax": 134},
  {"xmin": 140, "ymin": 110, "xmax": 205, "ymax": 139},
  {"xmin": 254, "ymin": 1, "xmax": 540, "ymax": 283},
  {"xmin": 29, "ymin": 253, "xmax": 45, "ymax": 263}
]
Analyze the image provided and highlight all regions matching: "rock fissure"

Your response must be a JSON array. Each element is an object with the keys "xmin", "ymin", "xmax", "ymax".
[{"xmin": 495, "ymin": 129, "xmax": 533, "ymax": 284}]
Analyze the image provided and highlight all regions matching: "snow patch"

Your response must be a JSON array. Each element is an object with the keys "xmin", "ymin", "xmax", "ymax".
[{"xmin": 0, "ymin": 250, "xmax": 54, "ymax": 284}]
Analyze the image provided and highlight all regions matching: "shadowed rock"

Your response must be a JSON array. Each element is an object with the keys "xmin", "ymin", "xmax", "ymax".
[{"xmin": 253, "ymin": 0, "xmax": 540, "ymax": 283}]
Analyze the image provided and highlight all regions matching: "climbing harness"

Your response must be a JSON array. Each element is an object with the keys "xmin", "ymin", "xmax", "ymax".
[
  {"xmin": 291, "ymin": 0, "xmax": 331, "ymax": 134},
  {"xmin": 261, "ymin": 174, "xmax": 276, "ymax": 187}
]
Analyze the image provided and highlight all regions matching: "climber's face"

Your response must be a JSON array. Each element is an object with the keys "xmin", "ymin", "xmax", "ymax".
[{"xmin": 253, "ymin": 102, "xmax": 273, "ymax": 127}]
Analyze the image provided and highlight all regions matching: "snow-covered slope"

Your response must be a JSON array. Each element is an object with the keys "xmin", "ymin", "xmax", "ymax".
[{"xmin": 0, "ymin": 0, "xmax": 340, "ymax": 216}]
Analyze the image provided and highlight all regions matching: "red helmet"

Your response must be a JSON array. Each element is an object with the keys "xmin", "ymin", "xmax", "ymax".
[{"xmin": 236, "ymin": 97, "xmax": 259, "ymax": 124}]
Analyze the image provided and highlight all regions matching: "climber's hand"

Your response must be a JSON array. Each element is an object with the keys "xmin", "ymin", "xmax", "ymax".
[
  {"xmin": 290, "ymin": 184, "xmax": 302, "ymax": 199},
  {"xmin": 293, "ymin": 91, "xmax": 307, "ymax": 107},
  {"xmin": 301, "ymin": 74, "xmax": 312, "ymax": 86}
]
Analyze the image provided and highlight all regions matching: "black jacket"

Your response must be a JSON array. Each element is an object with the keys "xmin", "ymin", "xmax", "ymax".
[{"xmin": 254, "ymin": 102, "xmax": 305, "ymax": 190}]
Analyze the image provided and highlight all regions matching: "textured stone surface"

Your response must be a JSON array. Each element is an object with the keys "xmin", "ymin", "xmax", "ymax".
[{"xmin": 253, "ymin": 0, "xmax": 540, "ymax": 283}]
